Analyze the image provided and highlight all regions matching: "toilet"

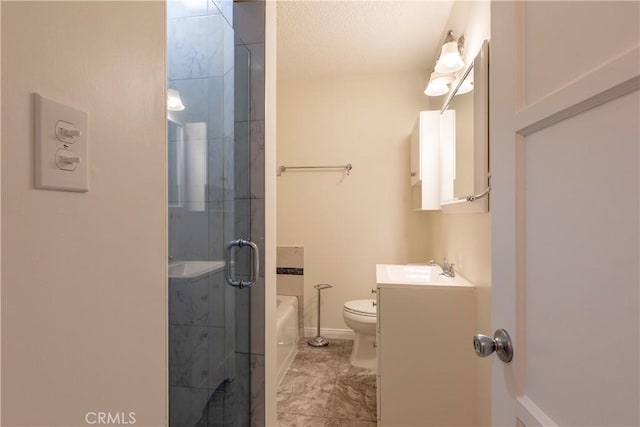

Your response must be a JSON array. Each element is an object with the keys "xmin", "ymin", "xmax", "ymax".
[{"xmin": 343, "ymin": 299, "xmax": 377, "ymax": 370}]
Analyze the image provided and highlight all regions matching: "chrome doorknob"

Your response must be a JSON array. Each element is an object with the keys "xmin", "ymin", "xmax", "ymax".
[{"xmin": 473, "ymin": 329, "xmax": 513, "ymax": 363}]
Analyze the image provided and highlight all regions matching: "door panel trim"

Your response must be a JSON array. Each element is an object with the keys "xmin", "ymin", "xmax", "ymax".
[
  {"xmin": 517, "ymin": 396, "xmax": 558, "ymax": 427},
  {"xmin": 516, "ymin": 46, "xmax": 639, "ymax": 135}
]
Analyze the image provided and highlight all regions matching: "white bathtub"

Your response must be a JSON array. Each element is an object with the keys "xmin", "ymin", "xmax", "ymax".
[{"xmin": 276, "ymin": 295, "xmax": 299, "ymax": 384}]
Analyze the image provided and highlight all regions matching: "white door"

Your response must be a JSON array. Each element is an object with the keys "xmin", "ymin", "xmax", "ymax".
[{"xmin": 490, "ymin": 2, "xmax": 639, "ymax": 426}]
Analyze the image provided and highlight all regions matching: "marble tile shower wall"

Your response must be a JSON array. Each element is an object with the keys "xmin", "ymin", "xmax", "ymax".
[
  {"xmin": 167, "ymin": 1, "xmax": 244, "ymax": 426},
  {"xmin": 168, "ymin": 0, "xmax": 234, "ymax": 264}
]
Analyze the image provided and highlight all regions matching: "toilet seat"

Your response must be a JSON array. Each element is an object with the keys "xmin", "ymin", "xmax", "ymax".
[{"xmin": 343, "ymin": 299, "xmax": 377, "ymax": 317}]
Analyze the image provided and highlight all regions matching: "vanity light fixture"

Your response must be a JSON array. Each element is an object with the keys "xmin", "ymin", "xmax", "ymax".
[
  {"xmin": 167, "ymin": 88, "xmax": 185, "ymax": 111},
  {"xmin": 455, "ymin": 70, "xmax": 474, "ymax": 95},
  {"xmin": 456, "ymin": 79, "xmax": 473, "ymax": 95},
  {"xmin": 424, "ymin": 80, "xmax": 449, "ymax": 97},
  {"xmin": 425, "ymin": 70, "xmax": 454, "ymax": 96},
  {"xmin": 424, "ymin": 71, "xmax": 456, "ymax": 96},
  {"xmin": 435, "ymin": 30, "xmax": 465, "ymax": 74},
  {"xmin": 424, "ymin": 30, "xmax": 465, "ymax": 97},
  {"xmin": 430, "ymin": 71, "xmax": 455, "ymax": 87}
]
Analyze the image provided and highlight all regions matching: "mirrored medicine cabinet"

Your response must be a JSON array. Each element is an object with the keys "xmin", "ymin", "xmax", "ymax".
[{"xmin": 439, "ymin": 40, "xmax": 490, "ymax": 213}]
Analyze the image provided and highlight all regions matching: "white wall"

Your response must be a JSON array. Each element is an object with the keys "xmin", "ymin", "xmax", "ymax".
[
  {"xmin": 1, "ymin": 2, "xmax": 166, "ymax": 425},
  {"xmin": 277, "ymin": 72, "xmax": 431, "ymax": 331},
  {"xmin": 424, "ymin": 1, "xmax": 492, "ymax": 425}
]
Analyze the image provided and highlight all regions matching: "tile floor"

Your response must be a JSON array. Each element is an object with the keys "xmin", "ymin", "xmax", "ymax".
[{"xmin": 277, "ymin": 338, "xmax": 377, "ymax": 426}]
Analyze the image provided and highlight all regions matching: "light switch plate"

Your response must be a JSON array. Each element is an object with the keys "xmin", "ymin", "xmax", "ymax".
[{"xmin": 35, "ymin": 94, "xmax": 88, "ymax": 192}]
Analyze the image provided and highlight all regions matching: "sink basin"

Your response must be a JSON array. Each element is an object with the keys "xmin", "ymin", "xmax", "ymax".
[
  {"xmin": 169, "ymin": 260, "xmax": 225, "ymax": 279},
  {"xmin": 376, "ymin": 264, "xmax": 474, "ymax": 287}
]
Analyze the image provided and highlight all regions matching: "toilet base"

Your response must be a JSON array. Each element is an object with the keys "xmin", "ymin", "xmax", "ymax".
[{"xmin": 349, "ymin": 333, "xmax": 377, "ymax": 371}]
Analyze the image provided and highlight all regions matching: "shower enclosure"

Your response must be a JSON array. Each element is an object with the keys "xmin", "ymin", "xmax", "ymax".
[{"xmin": 167, "ymin": 0, "xmax": 265, "ymax": 425}]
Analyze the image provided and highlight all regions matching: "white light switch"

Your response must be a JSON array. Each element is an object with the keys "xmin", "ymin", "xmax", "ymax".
[
  {"xmin": 55, "ymin": 120, "xmax": 81, "ymax": 143},
  {"xmin": 35, "ymin": 94, "xmax": 88, "ymax": 192}
]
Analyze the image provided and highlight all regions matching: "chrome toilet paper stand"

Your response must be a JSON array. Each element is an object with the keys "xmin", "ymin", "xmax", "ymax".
[{"xmin": 308, "ymin": 283, "xmax": 333, "ymax": 347}]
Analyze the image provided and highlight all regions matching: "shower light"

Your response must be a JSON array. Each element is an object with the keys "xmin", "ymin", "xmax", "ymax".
[
  {"xmin": 435, "ymin": 30, "xmax": 465, "ymax": 74},
  {"xmin": 167, "ymin": 89, "xmax": 185, "ymax": 112}
]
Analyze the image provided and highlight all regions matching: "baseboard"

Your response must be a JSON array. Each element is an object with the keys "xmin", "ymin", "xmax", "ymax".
[{"xmin": 304, "ymin": 327, "xmax": 356, "ymax": 340}]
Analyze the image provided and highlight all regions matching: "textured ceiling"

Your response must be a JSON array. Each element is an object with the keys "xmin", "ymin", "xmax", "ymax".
[{"xmin": 277, "ymin": 0, "xmax": 455, "ymax": 81}]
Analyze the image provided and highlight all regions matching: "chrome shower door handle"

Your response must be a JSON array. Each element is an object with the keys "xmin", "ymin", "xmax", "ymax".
[{"xmin": 225, "ymin": 239, "xmax": 260, "ymax": 289}]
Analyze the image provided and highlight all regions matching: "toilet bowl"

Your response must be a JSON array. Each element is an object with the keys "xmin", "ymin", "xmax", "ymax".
[{"xmin": 343, "ymin": 299, "xmax": 377, "ymax": 370}]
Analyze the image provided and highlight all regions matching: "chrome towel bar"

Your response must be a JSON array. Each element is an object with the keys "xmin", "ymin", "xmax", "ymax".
[{"xmin": 277, "ymin": 163, "xmax": 352, "ymax": 176}]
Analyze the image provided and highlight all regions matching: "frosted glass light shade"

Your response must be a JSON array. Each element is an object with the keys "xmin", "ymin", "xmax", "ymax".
[
  {"xmin": 430, "ymin": 71, "xmax": 455, "ymax": 87},
  {"xmin": 435, "ymin": 41, "xmax": 465, "ymax": 73},
  {"xmin": 455, "ymin": 69, "xmax": 474, "ymax": 95},
  {"xmin": 424, "ymin": 81, "xmax": 449, "ymax": 97},
  {"xmin": 167, "ymin": 89, "xmax": 185, "ymax": 111},
  {"xmin": 456, "ymin": 79, "xmax": 474, "ymax": 95}
]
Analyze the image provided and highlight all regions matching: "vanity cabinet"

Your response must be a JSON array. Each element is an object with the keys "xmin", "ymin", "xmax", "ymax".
[
  {"xmin": 410, "ymin": 111, "xmax": 441, "ymax": 210},
  {"xmin": 410, "ymin": 111, "xmax": 440, "ymax": 210},
  {"xmin": 376, "ymin": 283, "xmax": 477, "ymax": 426}
]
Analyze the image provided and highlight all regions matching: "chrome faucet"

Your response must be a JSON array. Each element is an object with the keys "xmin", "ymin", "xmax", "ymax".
[{"xmin": 427, "ymin": 258, "xmax": 456, "ymax": 278}]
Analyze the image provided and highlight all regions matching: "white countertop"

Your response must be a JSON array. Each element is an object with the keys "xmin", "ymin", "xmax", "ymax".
[{"xmin": 376, "ymin": 264, "xmax": 475, "ymax": 288}]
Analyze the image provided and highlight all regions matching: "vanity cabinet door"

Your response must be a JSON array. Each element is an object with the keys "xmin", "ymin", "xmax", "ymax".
[
  {"xmin": 377, "ymin": 285, "xmax": 476, "ymax": 426},
  {"xmin": 410, "ymin": 125, "xmax": 420, "ymax": 186},
  {"xmin": 410, "ymin": 111, "xmax": 441, "ymax": 211}
]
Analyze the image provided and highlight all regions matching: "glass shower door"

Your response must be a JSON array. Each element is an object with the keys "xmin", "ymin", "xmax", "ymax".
[{"xmin": 167, "ymin": 1, "xmax": 261, "ymax": 425}]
